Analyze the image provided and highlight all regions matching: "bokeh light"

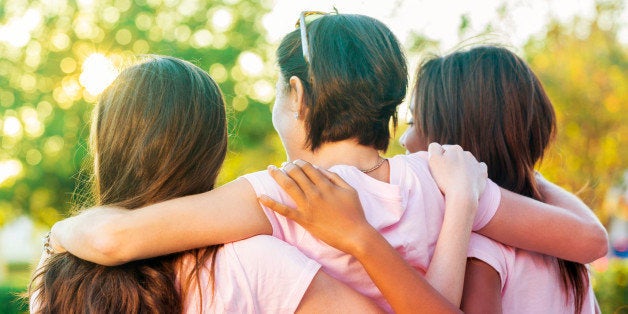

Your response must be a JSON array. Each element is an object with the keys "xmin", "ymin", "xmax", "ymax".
[
  {"xmin": 213, "ymin": 9, "xmax": 234, "ymax": 31},
  {"xmin": 238, "ymin": 52, "xmax": 264, "ymax": 76},
  {"xmin": 2, "ymin": 116, "xmax": 22, "ymax": 137},
  {"xmin": 78, "ymin": 53, "xmax": 119, "ymax": 96},
  {"xmin": 0, "ymin": 160, "xmax": 23, "ymax": 185},
  {"xmin": 0, "ymin": 9, "xmax": 41, "ymax": 48}
]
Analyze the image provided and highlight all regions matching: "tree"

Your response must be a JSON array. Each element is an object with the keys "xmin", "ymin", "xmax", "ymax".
[
  {"xmin": 524, "ymin": 0, "xmax": 628, "ymax": 223},
  {"xmin": 0, "ymin": 0, "xmax": 281, "ymax": 226}
]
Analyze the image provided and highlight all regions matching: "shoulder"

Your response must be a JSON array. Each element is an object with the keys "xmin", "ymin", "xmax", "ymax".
[{"xmin": 239, "ymin": 170, "xmax": 287, "ymax": 199}]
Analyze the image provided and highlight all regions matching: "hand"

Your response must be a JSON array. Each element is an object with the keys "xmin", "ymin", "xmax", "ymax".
[
  {"xmin": 427, "ymin": 143, "xmax": 488, "ymax": 201},
  {"xmin": 49, "ymin": 221, "xmax": 68, "ymax": 254},
  {"xmin": 258, "ymin": 160, "xmax": 375, "ymax": 255}
]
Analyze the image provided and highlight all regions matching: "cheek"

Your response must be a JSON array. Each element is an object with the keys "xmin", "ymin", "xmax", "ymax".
[{"xmin": 400, "ymin": 126, "xmax": 427, "ymax": 153}]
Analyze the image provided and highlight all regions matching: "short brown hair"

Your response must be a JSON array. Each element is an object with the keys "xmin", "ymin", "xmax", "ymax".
[{"xmin": 277, "ymin": 14, "xmax": 407, "ymax": 151}]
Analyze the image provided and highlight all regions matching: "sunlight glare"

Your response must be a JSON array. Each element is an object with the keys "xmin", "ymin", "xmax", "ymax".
[
  {"xmin": 0, "ymin": 9, "xmax": 42, "ymax": 48},
  {"xmin": 0, "ymin": 160, "xmax": 22, "ymax": 185},
  {"xmin": 238, "ymin": 52, "xmax": 264, "ymax": 76},
  {"xmin": 3, "ymin": 116, "xmax": 22, "ymax": 137},
  {"xmin": 213, "ymin": 9, "xmax": 233, "ymax": 31},
  {"xmin": 79, "ymin": 53, "xmax": 119, "ymax": 96}
]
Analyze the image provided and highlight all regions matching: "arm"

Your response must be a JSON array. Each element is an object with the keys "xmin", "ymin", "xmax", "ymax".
[
  {"xmin": 460, "ymin": 258, "xmax": 502, "ymax": 314},
  {"xmin": 423, "ymin": 144, "xmax": 487, "ymax": 306},
  {"xmin": 259, "ymin": 158, "xmax": 463, "ymax": 313},
  {"xmin": 297, "ymin": 269, "xmax": 384, "ymax": 313},
  {"xmin": 51, "ymin": 178, "xmax": 272, "ymax": 265},
  {"xmin": 477, "ymin": 176, "xmax": 608, "ymax": 264}
]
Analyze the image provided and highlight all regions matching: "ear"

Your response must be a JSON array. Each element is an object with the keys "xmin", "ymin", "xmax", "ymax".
[{"xmin": 288, "ymin": 76, "xmax": 306, "ymax": 115}]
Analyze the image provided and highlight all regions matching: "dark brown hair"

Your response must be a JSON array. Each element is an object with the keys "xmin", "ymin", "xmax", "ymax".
[
  {"xmin": 277, "ymin": 14, "xmax": 407, "ymax": 151},
  {"xmin": 413, "ymin": 46, "xmax": 588, "ymax": 313},
  {"xmin": 29, "ymin": 56, "xmax": 228, "ymax": 313}
]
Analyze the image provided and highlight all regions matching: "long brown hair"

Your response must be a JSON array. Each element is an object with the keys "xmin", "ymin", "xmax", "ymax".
[
  {"xmin": 276, "ymin": 14, "xmax": 407, "ymax": 151},
  {"xmin": 413, "ymin": 46, "xmax": 588, "ymax": 313},
  {"xmin": 29, "ymin": 56, "xmax": 228, "ymax": 313}
]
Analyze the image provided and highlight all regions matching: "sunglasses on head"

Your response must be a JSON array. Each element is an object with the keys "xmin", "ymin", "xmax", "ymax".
[{"xmin": 295, "ymin": 10, "xmax": 336, "ymax": 64}]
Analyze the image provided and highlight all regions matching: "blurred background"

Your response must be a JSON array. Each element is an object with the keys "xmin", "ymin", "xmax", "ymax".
[{"xmin": 0, "ymin": 0, "xmax": 626, "ymax": 312}]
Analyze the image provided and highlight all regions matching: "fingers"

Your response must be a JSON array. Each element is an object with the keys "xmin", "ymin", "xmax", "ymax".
[
  {"xmin": 281, "ymin": 162, "xmax": 318, "ymax": 195},
  {"xmin": 479, "ymin": 161, "xmax": 487, "ymax": 172},
  {"xmin": 267, "ymin": 165, "xmax": 307, "ymax": 205},
  {"xmin": 319, "ymin": 167, "xmax": 353, "ymax": 190},
  {"xmin": 428, "ymin": 142, "xmax": 444, "ymax": 159},
  {"xmin": 293, "ymin": 160, "xmax": 333, "ymax": 189},
  {"xmin": 277, "ymin": 160, "xmax": 353, "ymax": 192},
  {"xmin": 258, "ymin": 195, "xmax": 300, "ymax": 220}
]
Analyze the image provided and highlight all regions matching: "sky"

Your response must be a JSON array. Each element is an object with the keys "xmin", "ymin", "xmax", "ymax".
[{"xmin": 263, "ymin": 0, "xmax": 627, "ymax": 50}]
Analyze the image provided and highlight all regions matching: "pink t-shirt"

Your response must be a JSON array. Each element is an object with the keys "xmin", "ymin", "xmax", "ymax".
[
  {"xmin": 31, "ymin": 236, "xmax": 318, "ymax": 314},
  {"xmin": 180, "ymin": 235, "xmax": 320, "ymax": 313},
  {"xmin": 243, "ymin": 152, "xmax": 502, "ymax": 312},
  {"xmin": 467, "ymin": 233, "xmax": 596, "ymax": 313}
]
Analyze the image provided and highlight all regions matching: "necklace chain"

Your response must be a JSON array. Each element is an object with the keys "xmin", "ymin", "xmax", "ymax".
[{"xmin": 361, "ymin": 157, "xmax": 386, "ymax": 173}]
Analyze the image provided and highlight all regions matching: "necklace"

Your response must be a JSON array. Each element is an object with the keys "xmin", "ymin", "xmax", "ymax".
[{"xmin": 361, "ymin": 157, "xmax": 386, "ymax": 173}]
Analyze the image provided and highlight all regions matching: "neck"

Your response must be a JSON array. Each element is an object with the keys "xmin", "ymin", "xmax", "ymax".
[{"xmin": 287, "ymin": 139, "xmax": 388, "ymax": 178}]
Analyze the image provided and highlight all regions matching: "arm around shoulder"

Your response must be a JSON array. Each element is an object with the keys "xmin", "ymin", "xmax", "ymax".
[
  {"xmin": 52, "ymin": 178, "xmax": 272, "ymax": 265},
  {"xmin": 478, "ymin": 184, "xmax": 607, "ymax": 264}
]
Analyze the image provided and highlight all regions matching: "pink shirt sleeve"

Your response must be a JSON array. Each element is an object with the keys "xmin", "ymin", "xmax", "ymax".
[
  {"xmin": 406, "ymin": 152, "xmax": 501, "ymax": 231},
  {"xmin": 243, "ymin": 171, "xmax": 303, "ymax": 242},
  {"xmin": 467, "ymin": 232, "xmax": 513, "ymax": 290},
  {"xmin": 473, "ymin": 179, "xmax": 502, "ymax": 230}
]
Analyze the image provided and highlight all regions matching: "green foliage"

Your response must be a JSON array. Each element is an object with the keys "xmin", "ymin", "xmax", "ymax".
[
  {"xmin": 593, "ymin": 259, "xmax": 628, "ymax": 314},
  {"xmin": 524, "ymin": 1, "xmax": 628, "ymax": 222},
  {"xmin": 0, "ymin": 285, "xmax": 28, "ymax": 314},
  {"xmin": 0, "ymin": 0, "xmax": 278, "ymax": 225}
]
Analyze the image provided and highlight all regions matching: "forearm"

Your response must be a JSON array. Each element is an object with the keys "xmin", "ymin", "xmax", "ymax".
[
  {"xmin": 426, "ymin": 195, "xmax": 477, "ymax": 306},
  {"xmin": 537, "ymin": 176, "xmax": 606, "ymax": 236},
  {"xmin": 479, "ymin": 188, "xmax": 607, "ymax": 263},
  {"xmin": 349, "ymin": 226, "xmax": 461, "ymax": 314},
  {"xmin": 51, "ymin": 208, "xmax": 131, "ymax": 265},
  {"xmin": 52, "ymin": 179, "xmax": 272, "ymax": 265}
]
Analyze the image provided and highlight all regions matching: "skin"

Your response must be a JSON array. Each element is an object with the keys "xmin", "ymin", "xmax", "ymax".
[
  {"xmin": 401, "ymin": 112, "xmax": 605, "ymax": 312},
  {"xmin": 457, "ymin": 174, "xmax": 604, "ymax": 313},
  {"xmin": 32, "ymin": 245, "xmax": 385, "ymax": 313},
  {"xmin": 48, "ymin": 75, "xmax": 466, "ymax": 313},
  {"xmin": 262, "ymin": 124, "xmax": 606, "ymax": 312},
  {"xmin": 261, "ymin": 143, "xmax": 488, "ymax": 310},
  {"xmin": 459, "ymin": 258, "xmax": 502, "ymax": 313},
  {"xmin": 50, "ymin": 75, "xmax": 607, "ymax": 311},
  {"xmin": 398, "ymin": 124, "xmax": 607, "ymax": 263}
]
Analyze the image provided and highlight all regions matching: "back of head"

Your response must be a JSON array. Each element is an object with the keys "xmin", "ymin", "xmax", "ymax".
[
  {"xmin": 413, "ymin": 46, "xmax": 556, "ymax": 198},
  {"xmin": 94, "ymin": 56, "xmax": 227, "ymax": 207},
  {"xmin": 413, "ymin": 46, "xmax": 591, "ymax": 313},
  {"xmin": 30, "ymin": 56, "xmax": 227, "ymax": 313},
  {"xmin": 277, "ymin": 13, "xmax": 407, "ymax": 151}
]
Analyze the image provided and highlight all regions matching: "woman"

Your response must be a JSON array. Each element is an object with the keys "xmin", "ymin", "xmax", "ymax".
[
  {"xmin": 29, "ymin": 56, "xmax": 389, "ymax": 313},
  {"xmin": 410, "ymin": 46, "xmax": 598, "ymax": 313},
  {"xmin": 268, "ymin": 46, "xmax": 603, "ymax": 313},
  {"xmin": 48, "ymin": 14, "xmax": 606, "ymax": 312}
]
